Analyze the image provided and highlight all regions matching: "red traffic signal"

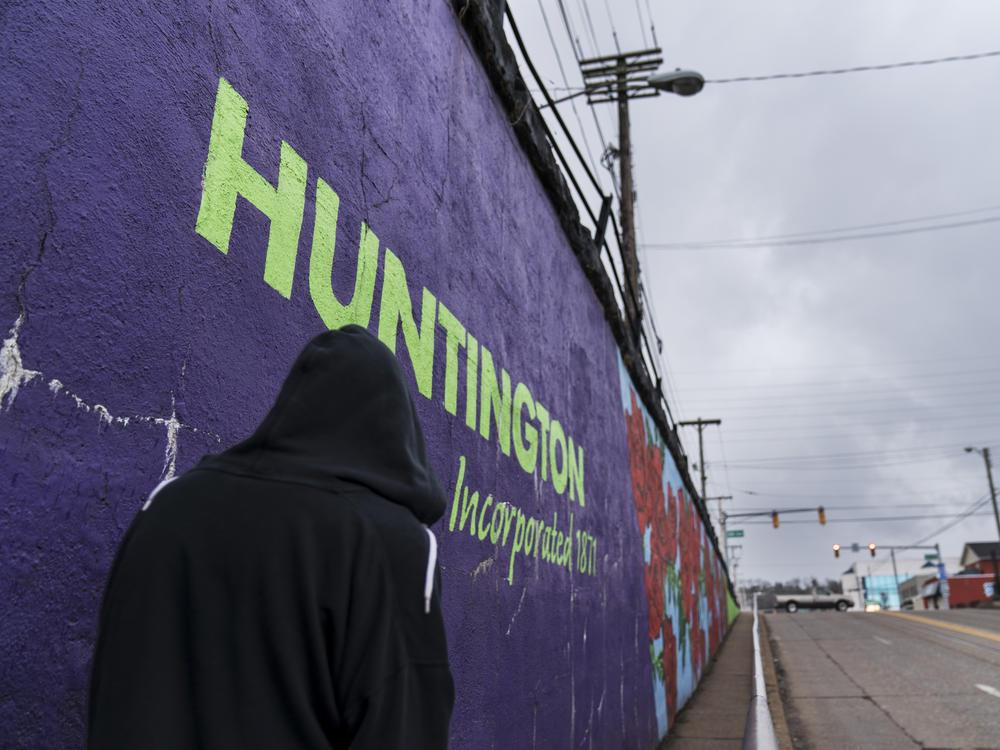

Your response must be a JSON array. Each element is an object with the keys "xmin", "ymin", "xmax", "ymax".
[
  {"xmin": 771, "ymin": 511, "xmax": 779, "ymax": 528},
  {"xmin": 832, "ymin": 543, "xmax": 841, "ymax": 558},
  {"xmin": 818, "ymin": 506, "xmax": 827, "ymax": 525},
  {"xmin": 868, "ymin": 542, "xmax": 877, "ymax": 557}
]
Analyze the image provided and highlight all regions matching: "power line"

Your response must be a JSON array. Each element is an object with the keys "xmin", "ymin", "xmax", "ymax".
[
  {"xmin": 643, "ymin": 0, "xmax": 657, "ymax": 47},
  {"xmin": 741, "ymin": 511, "xmax": 995, "ymax": 524},
  {"xmin": 639, "ymin": 203, "xmax": 1000, "ymax": 249},
  {"xmin": 641, "ymin": 214, "xmax": 1000, "ymax": 250},
  {"xmin": 680, "ymin": 366, "xmax": 1000, "ymax": 391},
  {"xmin": 536, "ymin": 0, "xmax": 603, "ymax": 182},
  {"xmin": 707, "ymin": 49, "xmax": 1000, "ymax": 84},
  {"xmin": 602, "ymin": 0, "xmax": 621, "ymax": 54},
  {"xmin": 555, "ymin": 0, "xmax": 584, "ymax": 60},
  {"xmin": 672, "ymin": 352, "xmax": 1000, "ymax": 376},
  {"xmin": 908, "ymin": 495, "xmax": 991, "ymax": 545},
  {"xmin": 633, "ymin": 0, "xmax": 648, "ymax": 49},
  {"xmin": 722, "ymin": 442, "xmax": 984, "ymax": 465}
]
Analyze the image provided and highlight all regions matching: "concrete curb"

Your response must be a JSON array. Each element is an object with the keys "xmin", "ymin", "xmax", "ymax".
[{"xmin": 758, "ymin": 615, "xmax": 794, "ymax": 750}]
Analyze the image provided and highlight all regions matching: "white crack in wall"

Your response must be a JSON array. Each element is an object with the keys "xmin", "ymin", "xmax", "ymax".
[
  {"xmin": 2, "ymin": 316, "xmax": 220, "ymax": 480},
  {"xmin": 0, "ymin": 314, "xmax": 41, "ymax": 410}
]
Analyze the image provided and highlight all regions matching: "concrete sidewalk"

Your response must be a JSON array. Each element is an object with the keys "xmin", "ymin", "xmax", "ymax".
[
  {"xmin": 659, "ymin": 614, "xmax": 753, "ymax": 749},
  {"xmin": 659, "ymin": 612, "xmax": 793, "ymax": 750}
]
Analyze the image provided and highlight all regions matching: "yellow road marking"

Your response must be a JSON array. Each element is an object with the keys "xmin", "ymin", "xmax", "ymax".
[{"xmin": 882, "ymin": 611, "xmax": 1000, "ymax": 643}]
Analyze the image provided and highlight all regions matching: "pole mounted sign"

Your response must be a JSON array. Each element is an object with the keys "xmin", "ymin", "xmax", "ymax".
[{"xmin": 726, "ymin": 529, "xmax": 744, "ymax": 538}]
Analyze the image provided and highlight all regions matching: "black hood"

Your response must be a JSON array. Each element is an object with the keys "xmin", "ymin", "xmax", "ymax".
[{"xmin": 201, "ymin": 325, "xmax": 446, "ymax": 524}]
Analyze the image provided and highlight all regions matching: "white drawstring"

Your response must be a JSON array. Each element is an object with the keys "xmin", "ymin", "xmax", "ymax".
[
  {"xmin": 423, "ymin": 527, "xmax": 437, "ymax": 614},
  {"xmin": 142, "ymin": 477, "xmax": 176, "ymax": 511}
]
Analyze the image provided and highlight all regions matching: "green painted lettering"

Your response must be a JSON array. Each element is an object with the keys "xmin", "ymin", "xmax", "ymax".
[
  {"xmin": 465, "ymin": 334, "xmax": 479, "ymax": 431},
  {"xmin": 460, "ymin": 488, "xmax": 479, "ymax": 536},
  {"xmin": 195, "ymin": 78, "xmax": 307, "ymax": 299},
  {"xmin": 501, "ymin": 502, "xmax": 515, "ymax": 545},
  {"xmin": 437, "ymin": 303, "xmax": 466, "ymax": 416},
  {"xmin": 565, "ymin": 513, "xmax": 573, "ymax": 571},
  {"xmin": 478, "ymin": 495, "xmax": 493, "ymax": 541},
  {"xmin": 489, "ymin": 502, "xmax": 504, "ymax": 544},
  {"xmin": 309, "ymin": 179, "xmax": 378, "ymax": 329},
  {"xmin": 377, "ymin": 248, "xmax": 437, "ymax": 398},
  {"xmin": 478, "ymin": 345, "xmax": 511, "ymax": 455},
  {"xmin": 448, "ymin": 455, "xmax": 466, "ymax": 532},
  {"xmin": 508, "ymin": 511, "xmax": 526, "ymax": 584},
  {"xmin": 550, "ymin": 418, "xmax": 568, "ymax": 495},
  {"xmin": 512, "ymin": 381, "xmax": 538, "ymax": 474},
  {"xmin": 524, "ymin": 518, "xmax": 537, "ymax": 556},
  {"xmin": 535, "ymin": 403, "xmax": 550, "ymax": 481},
  {"xmin": 567, "ymin": 436, "xmax": 585, "ymax": 507}
]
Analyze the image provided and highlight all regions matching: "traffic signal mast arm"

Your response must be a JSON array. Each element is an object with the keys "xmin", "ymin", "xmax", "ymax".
[{"xmin": 723, "ymin": 507, "xmax": 826, "ymax": 526}]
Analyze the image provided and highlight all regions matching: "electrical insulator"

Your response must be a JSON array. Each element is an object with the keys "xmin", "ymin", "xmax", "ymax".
[
  {"xmin": 771, "ymin": 511, "xmax": 779, "ymax": 528},
  {"xmin": 832, "ymin": 543, "xmax": 840, "ymax": 558},
  {"xmin": 868, "ymin": 542, "xmax": 877, "ymax": 557},
  {"xmin": 818, "ymin": 506, "xmax": 827, "ymax": 525}
]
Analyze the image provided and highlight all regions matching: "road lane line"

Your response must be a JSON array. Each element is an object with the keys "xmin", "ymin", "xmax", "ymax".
[
  {"xmin": 975, "ymin": 683, "xmax": 1000, "ymax": 699},
  {"xmin": 873, "ymin": 636, "xmax": 892, "ymax": 646},
  {"xmin": 882, "ymin": 611, "xmax": 1000, "ymax": 643}
]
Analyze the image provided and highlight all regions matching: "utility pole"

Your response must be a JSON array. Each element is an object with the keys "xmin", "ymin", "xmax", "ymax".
[
  {"xmin": 580, "ymin": 49, "xmax": 663, "ymax": 343},
  {"xmin": 964, "ymin": 446, "xmax": 999, "ymax": 600},
  {"xmin": 677, "ymin": 418, "xmax": 721, "ymax": 500},
  {"xmin": 578, "ymin": 50, "xmax": 703, "ymax": 344},
  {"xmin": 889, "ymin": 548, "xmax": 900, "ymax": 607},
  {"xmin": 966, "ymin": 446, "xmax": 1000, "ymax": 543},
  {"xmin": 707, "ymin": 495, "xmax": 733, "ymax": 561},
  {"xmin": 617, "ymin": 62, "xmax": 639, "ymax": 342}
]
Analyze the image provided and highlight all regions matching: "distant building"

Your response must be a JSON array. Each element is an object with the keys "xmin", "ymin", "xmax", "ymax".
[
  {"xmin": 839, "ymin": 557, "xmax": 959, "ymax": 610},
  {"xmin": 959, "ymin": 541, "xmax": 1000, "ymax": 576},
  {"xmin": 898, "ymin": 573, "xmax": 936, "ymax": 608}
]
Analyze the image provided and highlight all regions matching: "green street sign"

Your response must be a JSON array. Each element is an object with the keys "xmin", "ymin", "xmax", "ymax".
[
  {"xmin": 726, "ymin": 529, "xmax": 744, "ymax": 538},
  {"xmin": 924, "ymin": 553, "xmax": 939, "ymax": 560}
]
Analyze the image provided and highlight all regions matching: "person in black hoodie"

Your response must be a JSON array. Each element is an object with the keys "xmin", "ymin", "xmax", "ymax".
[{"xmin": 88, "ymin": 325, "xmax": 454, "ymax": 749}]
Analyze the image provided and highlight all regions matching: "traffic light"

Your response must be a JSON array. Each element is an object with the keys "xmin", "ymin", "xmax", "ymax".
[
  {"xmin": 771, "ymin": 511, "xmax": 779, "ymax": 528},
  {"xmin": 818, "ymin": 506, "xmax": 827, "ymax": 525},
  {"xmin": 832, "ymin": 543, "xmax": 840, "ymax": 558},
  {"xmin": 868, "ymin": 542, "xmax": 877, "ymax": 557}
]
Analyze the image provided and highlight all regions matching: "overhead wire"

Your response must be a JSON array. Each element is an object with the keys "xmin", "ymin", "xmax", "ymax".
[
  {"xmin": 643, "ymin": 0, "xmax": 658, "ymax": 46},
  {"xmin": 536, "ymin": 0, "xmax": 603, "ymax": 184},
  {"xmin": 602, "ymin": 0, "xmax": 622, "ymax": 53},
  {"xmin": 642, "ymin": 214, "xmax": 1000, "ymax": 250},
  {"xmin": 908, "ymin": 496, "xmax": 992, "ymax": 545},
  {"xmin": 555, "ymin": 0, "xmax": 584, "ymax": 59},
  {"xmin": 673, "ymin": 352, "xmax": 1000, "ymax": 376},
  {"xmin": 633, "ymin": 0, "xmax": 649, "ymax": 48},
  {"xmin": 740, "ymin": 510, "xmax": 995, "ymax": 524},
  {"xmin": 722, "ymin": 442, "xmax": 990, "ymax": 465},
  {"xmin": 707, "ymin": 49, "xmax": 1000, "ymax": 84},
  {"xmin": 640, "ymin": 203, "xmax": 1000, "ymax": 249}
]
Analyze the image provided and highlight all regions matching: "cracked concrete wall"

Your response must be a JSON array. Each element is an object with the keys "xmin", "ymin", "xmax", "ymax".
[{"xmin": 1, "ymin": 1, "xmax": 729, "ymax": 747}]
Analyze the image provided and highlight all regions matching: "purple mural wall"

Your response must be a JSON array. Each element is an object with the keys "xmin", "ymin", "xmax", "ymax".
[{"xmin": 1, "ymin": 1, "xmax": 733, "ymax": 747}]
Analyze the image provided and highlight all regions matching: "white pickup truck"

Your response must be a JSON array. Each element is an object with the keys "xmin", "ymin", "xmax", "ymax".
[{"xmin": 775, "ymin": 588, "xmax": 854, "ymax": 613}]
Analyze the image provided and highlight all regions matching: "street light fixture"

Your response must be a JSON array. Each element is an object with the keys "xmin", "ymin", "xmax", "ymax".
[{"xmin": 648, "ymin": 69, "xmax": 705, "ymax": 97}]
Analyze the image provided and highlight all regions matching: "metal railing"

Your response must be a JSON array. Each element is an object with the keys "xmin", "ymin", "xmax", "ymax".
[{"xmin": 743, "ymin": 593, "xmax": 779, "ymax": 750}]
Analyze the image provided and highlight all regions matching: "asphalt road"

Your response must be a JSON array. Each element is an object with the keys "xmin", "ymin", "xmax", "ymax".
[{"xmin": 766, "ymin": 608, "xmax": 1000, "ymax": 749}]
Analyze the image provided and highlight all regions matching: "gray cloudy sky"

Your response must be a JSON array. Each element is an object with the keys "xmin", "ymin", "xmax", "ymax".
[{"xmin": 506, "ymin": 0, "xmax": 1000, "ymax": 587}]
